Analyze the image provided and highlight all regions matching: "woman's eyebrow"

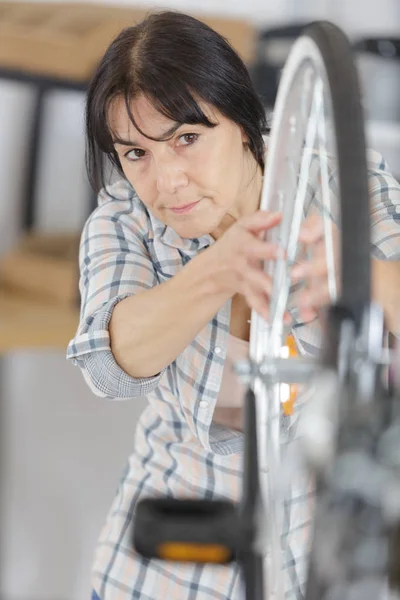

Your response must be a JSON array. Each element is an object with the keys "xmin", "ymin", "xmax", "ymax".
[{"xmin": 112, "ymin": 123, "xmax": 183, "ymax": 146}]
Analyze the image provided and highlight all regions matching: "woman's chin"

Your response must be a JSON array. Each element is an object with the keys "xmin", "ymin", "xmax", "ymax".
[
  {"xmin": 172, "ymin": 222, "xmax": 212, "ymax": 240},
  {"xmin": 168, "ymin": 211, "xmax": 222, "ymax": 240}
]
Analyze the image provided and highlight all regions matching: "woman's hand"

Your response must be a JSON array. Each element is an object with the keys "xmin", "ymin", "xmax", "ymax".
[
  {"xmin": 208, "ymin": 210, "xmax": 285, "ymax": 322},
  {"xmin": 208, "ymin": 210, "xmax": 340, "ymax": 327},
  {"xmin": 291, "ymin": 213, "xmax": 340, "ymax": 324}
]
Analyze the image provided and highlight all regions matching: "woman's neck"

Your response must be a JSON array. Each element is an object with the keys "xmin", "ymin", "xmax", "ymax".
[{"xmin": 211, "ymin": 163, "xmax": 263, "ymax": 241}]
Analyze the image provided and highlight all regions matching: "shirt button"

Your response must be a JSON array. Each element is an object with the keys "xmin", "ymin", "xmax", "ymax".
[
  {"xmin": 199, "ymin": 400, "xmax": 208, "ymax": 408},
  {"xmin": 214, "ymin": 346, "xmax": 222, "ymax": 355}
]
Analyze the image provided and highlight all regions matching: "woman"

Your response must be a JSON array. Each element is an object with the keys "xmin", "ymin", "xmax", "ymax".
[{"xmin": 67, "ymin": 11, "xmax": 400, "ymax": 600}]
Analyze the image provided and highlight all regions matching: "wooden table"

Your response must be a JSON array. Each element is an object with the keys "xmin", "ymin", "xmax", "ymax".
[
  {"xmin": 0, "ymin": 2, "xmax": 255, "ymax": 82},
  {"xmin": 0, "ymin": 287, "xmax": 78, "ymax": 353}
]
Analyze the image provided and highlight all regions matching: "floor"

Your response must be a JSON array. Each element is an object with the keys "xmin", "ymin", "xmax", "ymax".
[{"xmin": 0, "ymin": 350, "xmax": 147, "ymax": 600}]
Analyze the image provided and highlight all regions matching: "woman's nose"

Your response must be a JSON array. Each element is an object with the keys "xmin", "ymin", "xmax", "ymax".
[{"xmin": 155, "ymin": 155, "xmax": 189, "ymax": 194}]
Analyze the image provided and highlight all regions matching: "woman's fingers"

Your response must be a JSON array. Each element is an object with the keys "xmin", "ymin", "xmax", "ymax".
[
  {"xmin": 292, "ymin": 255, "xmax": 330, "ymax": 281},
  {"xmin": 238, "ymin": 212, "xmax": 340, "ymax": 325},
  {"xmin": 233, "ymin": 210, "xmax": 339, "ymax": 324},
  {"xmin": 244, "ymin": 235, "xmax": 282, "ymax": 262},
  {"xmin": 243, "ymin": 210, "xmax": 283, "ymax": 234},
  {"xmin": 241, "ymin": 265, "xmax": 273, "ymax": 296},
  {"xmin": 298, "ymin": 214, "xmax": 339, "ymax": 259},
  {"xmin": 242, "ymin": 266, "xmax": 291, "ymax": 323},
  {"xmin": 293, "ymin": 214, "xmax": 340, "ymax": 312},
  {"xmin": 298, "ymin": 213, "xmax": 325, "ymax": 244},
  {"xmin": 297, "ymin": 280, "xmax": 331, "ymax": 311},
  {"xmin": 242, "ymin": 281, "xmax": 270, "ymax": 322},
  {"xmin": 296, "ymin": 306, "xmax": 319, "ymax": 324},
  {"xmin": 244, "ymin": 288, "xmax": 292, "ymax": 324}
]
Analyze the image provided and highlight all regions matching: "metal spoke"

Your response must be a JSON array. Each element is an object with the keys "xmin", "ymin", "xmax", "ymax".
[{"xmin": 269, "ymin": 81, "xmax": 322, "ymax": 349}]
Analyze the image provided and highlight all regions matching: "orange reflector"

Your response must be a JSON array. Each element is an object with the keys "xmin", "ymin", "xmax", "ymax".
[
  {"xmin": 157, "ymin": 542, "xmax": 232, "ymax": 563},
  {"xmin": 282, "ymin": 384, "xmax": 299, "ymax": 416},
  {"xmin": 286, "ymin": 334, "xmax": 298, "ymax": 357},
  {"xmin": 282, "ymin": 334, "xmax": 299, "ymax": 416}
]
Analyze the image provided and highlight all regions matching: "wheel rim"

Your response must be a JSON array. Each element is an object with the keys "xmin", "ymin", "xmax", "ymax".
[{"xmin": 249, "ymin": 24, "xmax": 369, "ymax": 599}]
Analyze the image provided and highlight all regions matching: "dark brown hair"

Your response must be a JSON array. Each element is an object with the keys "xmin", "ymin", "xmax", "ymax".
[{"xmin": 86, "ymin": 11, "xmax": 268, "ymax": 191}]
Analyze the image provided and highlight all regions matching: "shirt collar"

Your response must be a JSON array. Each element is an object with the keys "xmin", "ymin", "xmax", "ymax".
[
  {"xmin": 147, "ymin": 208, "xmax": 214, "ymax": 253},
  {"xmin": 160, "ymin": 224, "xmax": 214, "ymax": 252}
]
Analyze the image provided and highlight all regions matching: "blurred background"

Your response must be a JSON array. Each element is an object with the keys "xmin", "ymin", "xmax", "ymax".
[{"xmin": 0, "ymin": 1, "xmax": 399, "ymax": 599}]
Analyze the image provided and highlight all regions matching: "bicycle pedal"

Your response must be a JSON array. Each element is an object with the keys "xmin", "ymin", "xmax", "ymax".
[{"xmin": 133, "ymin": 497, "xmax": 240, "ymax": 564}]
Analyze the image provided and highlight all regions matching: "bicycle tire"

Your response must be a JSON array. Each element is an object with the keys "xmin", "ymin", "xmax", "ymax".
[
  {"xmin": 250, "ymin": 20, "xmax": 373, "ymax": 600},
  {"xmin": 307, "ymin": 21, "xmax": 370, "ymax": 319}
]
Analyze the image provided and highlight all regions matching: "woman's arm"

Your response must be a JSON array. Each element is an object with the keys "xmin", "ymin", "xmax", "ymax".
[
  {"xmin": 67, "ymin": 186, "xmax": 281, "ymax": 394},
  {"xmin": 368, "ymin": 150, "xmax": 400, "ymax": 334},
  {"xmin": 292, "ymin": 150, "xmax": 400, "ymax": 333},
  {"xmin": 109, "ymin": 247, "xmax": 230, "ymax": 378},
  {"xmin": 372, "ymin": 259, "xmax": 400, "ymax": 334},
  {"xmin": 110, "ymin": 210, "xmax": 282, "ymax": 378}
]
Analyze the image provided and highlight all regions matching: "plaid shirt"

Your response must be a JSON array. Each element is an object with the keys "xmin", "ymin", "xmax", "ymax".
[{"xmin": 67, "ymin": 149, "xmax": 400, "ymax": 600}]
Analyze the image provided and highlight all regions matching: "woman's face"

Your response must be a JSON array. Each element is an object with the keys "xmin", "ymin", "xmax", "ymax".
[{"xmin": 110, "ymin": 94, "xmax": 263, "ymax": 239}]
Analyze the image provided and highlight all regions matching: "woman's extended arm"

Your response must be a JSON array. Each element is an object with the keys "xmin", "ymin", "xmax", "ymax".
[
  {"xmin": 110, "ymin": 211, "xmax": 282, "ymax": 378},
  {"xmin": 372, "ymin": 259, "xmax": 400, "ymax": 334}
]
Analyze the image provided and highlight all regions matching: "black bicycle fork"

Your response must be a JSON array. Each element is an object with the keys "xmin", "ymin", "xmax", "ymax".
[{"xmin": 133, "ymin": 388, "xmax": 266, "ymax": 600}]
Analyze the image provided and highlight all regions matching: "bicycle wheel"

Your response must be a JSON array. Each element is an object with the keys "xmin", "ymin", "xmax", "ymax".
[
  {"xmin": 249, "ymin": 20, "xmax": 381, "ymax": 599},
  {"xmin": 132, "ymin": 20, "xmax": 395, "ymax": 600}
]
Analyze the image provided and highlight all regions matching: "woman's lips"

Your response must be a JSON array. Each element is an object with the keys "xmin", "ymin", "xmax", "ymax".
[{"xmin": 169, "ymin": 199, "xmax": 201, "ymax": 215}]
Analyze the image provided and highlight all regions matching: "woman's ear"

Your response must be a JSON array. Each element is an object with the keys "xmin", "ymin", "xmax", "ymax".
[{"xmin": 240, "ymin": 126, "xmax": 249, "ymax": 146}]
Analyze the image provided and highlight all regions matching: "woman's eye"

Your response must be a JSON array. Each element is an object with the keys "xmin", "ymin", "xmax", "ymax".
[
  {"xmin": 178, "ymin": 133, "xmax": 198, "ymax": 146},
  {"xmin": 125, "ymin": 148, "xmax": 146, "ymax": 161}
]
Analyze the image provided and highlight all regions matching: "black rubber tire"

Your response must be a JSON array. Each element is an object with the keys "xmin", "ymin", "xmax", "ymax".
[
  {"xmin": 300, "ymin": 24, "xmax": 383, "ymax": 600},
  {"xmin": 305, "ymin": 21, "xmax": 371, "ymax": 328}
]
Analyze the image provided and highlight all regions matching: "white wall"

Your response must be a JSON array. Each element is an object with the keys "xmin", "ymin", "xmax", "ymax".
[
  {"xmin": 15, "ymin": 0, "xmax": 400, "ymax": 34},
  {"xmin": 0, "ymin": 1, "xmax": 399, "ymax": 600},
  {"xmin": 0, "ymin": 81, "xmax": 36, "ymax": 255}
]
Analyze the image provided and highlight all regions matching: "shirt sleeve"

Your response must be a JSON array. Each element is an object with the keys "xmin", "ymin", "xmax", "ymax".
[
  {"xmin": 292, "ymin": 149, "xmax": 400, "ymax": 356},
  {"xmin": 367, "ymin": 149, "xmax": 400, "ymax": 259},
  {"xmin": 66, "ymin": 185, "xmax": 165, "ymax": 399}
]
